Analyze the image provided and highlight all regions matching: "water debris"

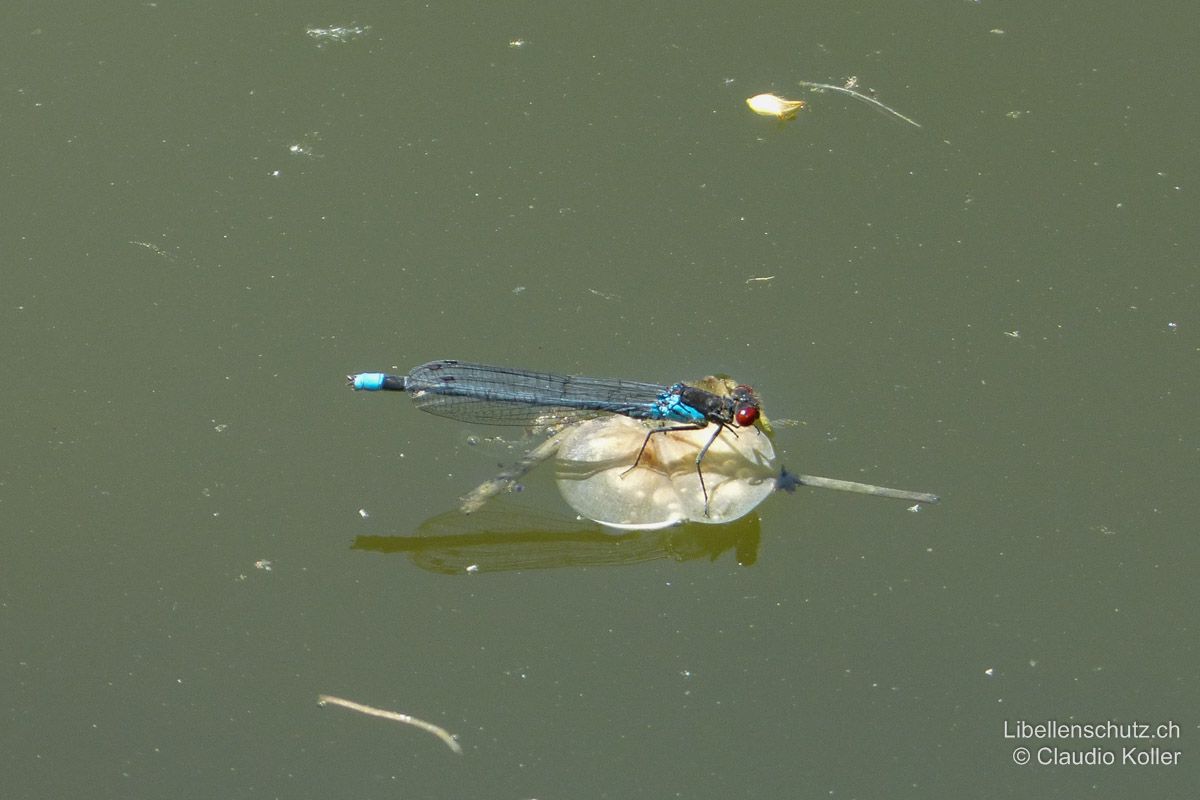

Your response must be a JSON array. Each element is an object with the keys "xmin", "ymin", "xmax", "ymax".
[
  {"xmin": 460, "ymin": 430, "xmax": 564, "ymax": 514},
  {"xmin": 287, "ymin": 132, "xmax": 324, "ymax": 159},
  {"xmin": 776, "ymin": 467, "xmax": 939, "ymax": 505},
  {"xmin": 318, "ymin": 694, "xmax": 463, "ymax": 755},
  {"xmin": 129, "ymin": 240, "xmax": 177, "ymax": 261},
  {"xmin": 746, "ymin": 93, "xmax": 807, "ymax": 120},
  {"xmin": 305, "ymin": 23, "xmax": 371, "ymax": 47},
  {"xmin": 796, "ymin": 79, "xmax": 922, "ymax": 128}
]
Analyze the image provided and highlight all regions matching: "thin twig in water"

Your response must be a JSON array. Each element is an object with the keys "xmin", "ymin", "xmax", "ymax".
[
  {"xmin": 797, "ymin": 80, "xmax": 922, "ymax": 128},
  {"xmin": 318, "ymin": 694, "xmax": 463, "ymax": 755},
  {"xmin": 777, "ymin": 469, "xmax": 939, "ymax": 504},
  {"xmin": 459, "ymin": 428, "xmax": 567, "ymax": 514}
]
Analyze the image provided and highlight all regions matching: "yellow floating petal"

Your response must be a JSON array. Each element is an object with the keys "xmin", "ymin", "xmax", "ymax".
[{"xmin": 746, "ymin": 93, "xmax": 807, "ymax": 120}]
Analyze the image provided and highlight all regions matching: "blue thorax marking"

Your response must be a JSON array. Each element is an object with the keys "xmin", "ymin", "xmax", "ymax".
[{"xmin": 654, "ymin": 384, "xmax": 708, "ymax": 424}]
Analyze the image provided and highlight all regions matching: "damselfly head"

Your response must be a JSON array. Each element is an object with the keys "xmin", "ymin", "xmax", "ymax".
[{"xmin": 731, "ymin": 384, "xmax": 761, "ymax": 427}]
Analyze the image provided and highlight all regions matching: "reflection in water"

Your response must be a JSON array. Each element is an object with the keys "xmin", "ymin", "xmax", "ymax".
[{"xmin": 352, "ymin": 505, "xmax": 762, "ymax": 574}]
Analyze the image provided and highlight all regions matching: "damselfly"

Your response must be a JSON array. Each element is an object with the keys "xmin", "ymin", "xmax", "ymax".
[{"xmin": 348, "ymin": 360, "xmax": 763, "ymax": 516}]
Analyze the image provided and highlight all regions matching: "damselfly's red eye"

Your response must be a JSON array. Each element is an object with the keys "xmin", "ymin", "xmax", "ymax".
[
  {"xmin": 730, "ymin": 384, "xmax": 761, "ymax": 427},
  {"xmin": 735, "ymin": 404, "xmax": 759, "ymax": 427}
]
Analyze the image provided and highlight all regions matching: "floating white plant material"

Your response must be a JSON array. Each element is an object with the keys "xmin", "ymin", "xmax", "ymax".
[
  {"xmin": 305, "ymin": 24, "xmax": 371, "ymax": 47},
  {"xmin": 745, "ymin": 93, "xmax": 807, "ymax": 120},
  {"xmin": 555, "ymin": 415, "xmax": 777, "ymax": 529},
  {"xmin": 318, "ymin": 694, "xmax": 462, "ymax": 755},
  {"xmin": 795, "ymin": 79, "xmax": 922, "ymax": 128}
]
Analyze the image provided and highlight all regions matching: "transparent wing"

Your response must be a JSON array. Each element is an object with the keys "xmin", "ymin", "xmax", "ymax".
[{"xmin": 404, "ymin": 360, "xmax": 670, "ymax": 426}]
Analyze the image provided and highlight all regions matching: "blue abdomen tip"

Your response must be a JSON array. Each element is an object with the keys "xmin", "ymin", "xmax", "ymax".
[{"xmin": 352, "ymin": 373, "xmax": 388, "ymax": 391}]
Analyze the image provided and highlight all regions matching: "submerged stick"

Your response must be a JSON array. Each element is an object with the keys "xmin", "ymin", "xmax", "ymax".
[
  {"xmin": 459, "ymin": 429, "xmax": 567, "ymax": 514},
  {"xmin": 797, "ymin": 79, "xmax": 922, "ymax": 128},
  {"xmin": 318, "ymin": 694, "xmax": 463, "ymax": 755},
  {"xmin": 778, "ymin": 469, "xmax": 939, "ymax": 504}
]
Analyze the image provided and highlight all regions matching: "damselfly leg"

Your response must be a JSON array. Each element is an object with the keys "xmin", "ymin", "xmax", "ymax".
[{"xmin": 620, "ymin": 422, "xmax": 732, "ymax": 517}]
